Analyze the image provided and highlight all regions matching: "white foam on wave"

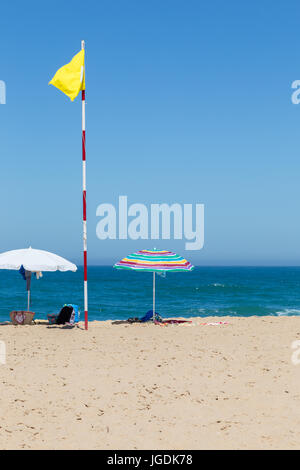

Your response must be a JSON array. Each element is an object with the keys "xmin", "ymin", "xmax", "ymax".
[
  {"xmin": 276, "ymin": 309, "xmax": 300, "ymax": 316},
  {"xmin": 195, "ymin": 283, "xmax": 229, "ymax": 291}
]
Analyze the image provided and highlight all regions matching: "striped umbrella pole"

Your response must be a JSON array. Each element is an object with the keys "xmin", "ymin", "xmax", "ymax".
[{"xmin": 81, "ymin": 40, "xmax": 88, "ymax": 330}]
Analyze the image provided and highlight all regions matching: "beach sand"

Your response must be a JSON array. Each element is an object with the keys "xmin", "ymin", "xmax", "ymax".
[{"xmin": 0, "ymin": 316, "xmax": 300, "ymax": 450}]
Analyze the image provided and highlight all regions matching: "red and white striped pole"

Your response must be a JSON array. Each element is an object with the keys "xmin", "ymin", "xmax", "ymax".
[{"xmin": 81, "ymin": 39, "xmax": 88, "ymax": 330}]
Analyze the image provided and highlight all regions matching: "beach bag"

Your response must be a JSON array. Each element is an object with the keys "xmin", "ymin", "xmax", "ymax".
[
  {"xmin": 10, "ymin": 311, "xmax": 35, "ymax": 325},
  {"xmin": 47, "ymin": 314, "xmax": 58, "ymax": 325}
]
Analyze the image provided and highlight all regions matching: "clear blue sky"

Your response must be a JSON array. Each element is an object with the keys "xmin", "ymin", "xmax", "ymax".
[{"xmin": 1, "ymin": 0, "xmax": 300, "ymax": 265}]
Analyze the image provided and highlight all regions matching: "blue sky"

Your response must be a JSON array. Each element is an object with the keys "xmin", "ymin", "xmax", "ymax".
[{"xmin": 1, "ymin": 0, "xmax": 300, "ymax": 265}]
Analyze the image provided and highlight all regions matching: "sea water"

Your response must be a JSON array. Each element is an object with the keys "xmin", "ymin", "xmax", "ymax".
[{"xmin": 0, "ymin": 266, "xmax": 300, "ymax": 322}]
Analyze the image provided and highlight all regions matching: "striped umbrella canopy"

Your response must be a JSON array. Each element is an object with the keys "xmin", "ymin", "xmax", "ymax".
[{"xmin": 114, "ymin": 250, "xmax": 194, "ymax": 321}]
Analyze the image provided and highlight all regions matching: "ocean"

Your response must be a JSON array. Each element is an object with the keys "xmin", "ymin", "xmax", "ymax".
[{"xmin": 1, "ymin": 266, "xmax": 300, "ymax": 322}]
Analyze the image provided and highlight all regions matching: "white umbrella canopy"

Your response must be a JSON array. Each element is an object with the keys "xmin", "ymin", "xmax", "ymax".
[
  {"xmin": 0, "ymin": 247, "xmax": 77, "ymax": 311},
  {"xmin": 0, "ymin": 247, "xmax": 77, "ymax": 272}
]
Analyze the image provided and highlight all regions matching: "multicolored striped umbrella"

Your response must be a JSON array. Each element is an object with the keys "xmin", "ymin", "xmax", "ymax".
[{"xmin": 114, "ymin": 250, "xmax": 194, "ymax": 320}]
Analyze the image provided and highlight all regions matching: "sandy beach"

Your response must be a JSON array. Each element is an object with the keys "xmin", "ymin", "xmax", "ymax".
[{"xmin": 0, "ymin": 316, "xmax": 300, "ymax": 450}]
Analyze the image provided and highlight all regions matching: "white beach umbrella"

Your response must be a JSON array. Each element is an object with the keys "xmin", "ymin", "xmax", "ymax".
[{"xmin": 0, "ymin": 247, "xmax": 77, "ymax": 311}]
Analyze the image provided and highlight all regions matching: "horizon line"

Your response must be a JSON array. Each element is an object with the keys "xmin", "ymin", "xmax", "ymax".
[{"xmin": 74, "ymin": 265, "xmax": 300, "ymax": 268}]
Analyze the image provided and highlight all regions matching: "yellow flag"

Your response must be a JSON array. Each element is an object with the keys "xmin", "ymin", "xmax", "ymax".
[{"xmin": 49, "ymin": 49, "xmax": 85, "ymax": 101}]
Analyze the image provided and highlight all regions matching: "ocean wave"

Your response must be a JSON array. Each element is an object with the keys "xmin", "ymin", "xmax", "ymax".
[
  {"xmin": 275, "ymin": 309, "xmax": 300, "ymax": 316},
  {"xmin": 195, "ymin": 283, "xmax": 245, "ymax": 291},
  {"xmin": 195, "ymin": 283, "xmax": 226, "ymax": 290}
]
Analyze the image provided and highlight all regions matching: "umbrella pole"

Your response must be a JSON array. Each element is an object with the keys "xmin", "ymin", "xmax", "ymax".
[
  {"xmin": 27, "ymin": 271, "xmax": 32, "ymax": 311},
  {"xmin": 153, "ymin": 271, "xmax": 155, "ymax": 322}
]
